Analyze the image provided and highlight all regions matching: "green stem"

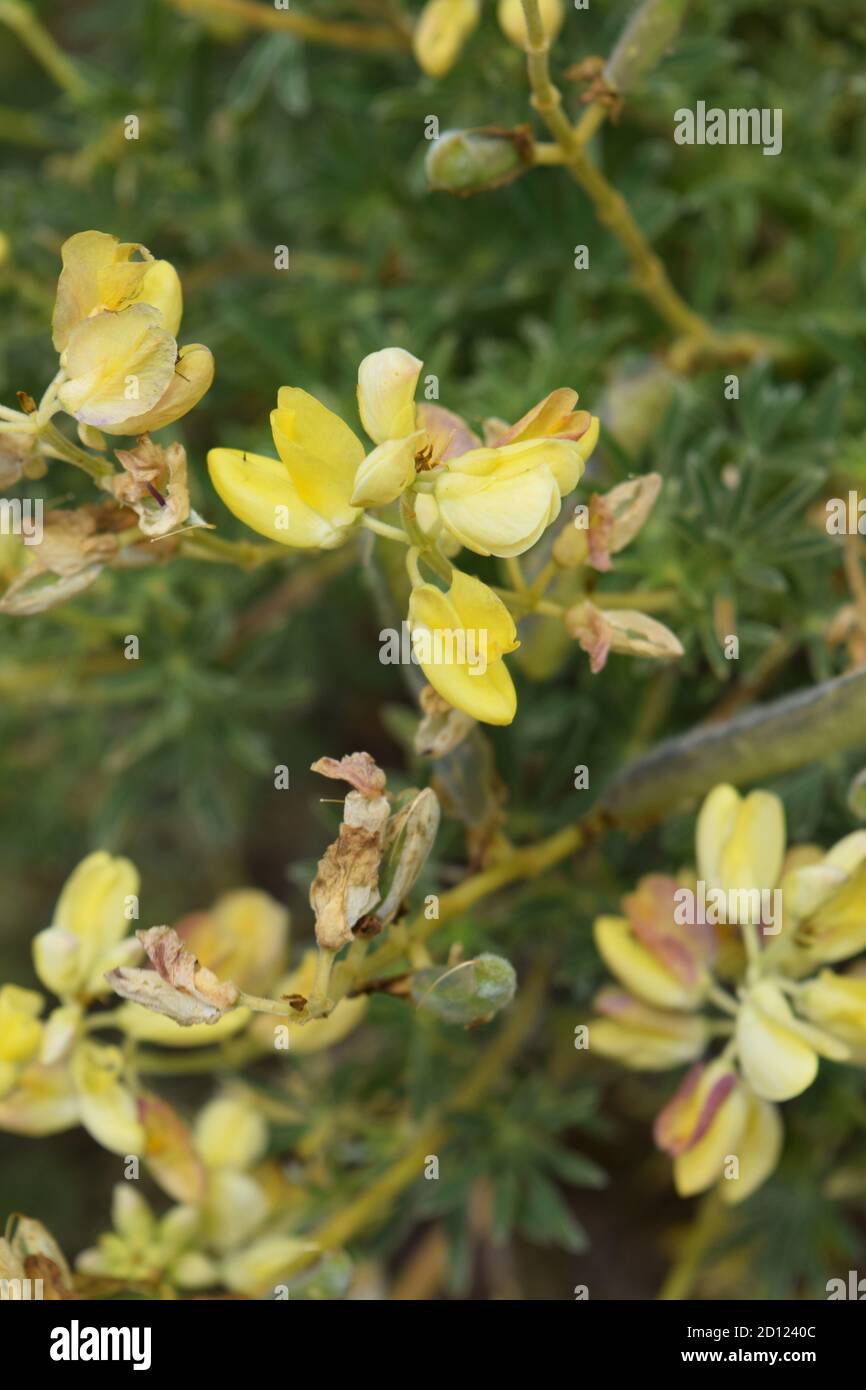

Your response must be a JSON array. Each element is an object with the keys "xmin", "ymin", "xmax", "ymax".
[
  {"xmin": 236, "ymin": 990, "xmax": 296, "ymax": 1017},
  {"xmin": 277, "ymin": 959, "xmax": 550, "ymax": 1279},
  {"xmin": 362, "ymin": 515, "xmax": 412, "ymax": 545},
  {"xmin": 168, "ymin": 0, "xmax": 410, "ymax": 52},
  {"xmin": 37, "ymin": 421, "xmax": 114, "ymax": 480},
  {"xmin": 0, "ymin": 1, "xmax": 93, "ymax": 101},
  {"xmin": 179, "ymin": 530, "xmax": 288, "ymax": 569}
]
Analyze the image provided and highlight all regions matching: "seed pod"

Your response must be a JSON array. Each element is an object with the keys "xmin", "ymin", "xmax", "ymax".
[{"xmin": 604, "ymin": 0, "xmax": 689, "ymax": 94}]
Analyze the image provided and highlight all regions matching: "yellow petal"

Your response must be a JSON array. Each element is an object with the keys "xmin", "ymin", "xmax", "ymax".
[
  {"xmin": 449, "ymin": 567, "xmax": 519, "ymax": 657},
  {"xmin": 52, "ymin": 231, "xmax": 152, "ymax": 351},
  {"xmin": 274, "ymin": 386, "xmax": 364, "ymax": 463},
  {"xmin": 408, "ymin": 572, "xmax": 518, "ymax": 725},
  {"xmin": 71, "ymin": 1041, "xmax": 144, "ymax": 1154},
  {"xmin": 434, "ymin": 440, "xmax": 583, "ymax": 557},
  {"xmin": 107, "ymin": 343, "xmax": 214, "ymax": 436},
  {"xmin": 208, "ymin": 447, "xmax": 350, "ymax": 548},
  {"xmin": 0, "ymin": 985, "xmax": 44, "ymax": 1066},
  {"xmin": 270, "ymin": 395, "xmax": 363, "ymax": 528},
  {"xmin": 696, "ymin": 784, "xmax": 741, "ymax": 888},
  {"xmin": 719, "ymin": 791, "xmax": 786, "ymax": 908},
  {"xmin": 696, "ymin": 784, "xmax": 786, "ymax": 910},
  {"xmin": 36, "ymin": 851, "xmax": 139, "ymax": 998},
  {"xmin": 803, "ymin": 865, "xmax": 866, "ymax": 964},
  {"xmin": 593, "ymin": 915, "xmax": 706, "ymax": 1010},
  {"xmin": 138, "ymin": 259, "xmax": 182, "ymax": 336},
  {"xmin": 111, "ymin": 1183, "xmax": 155, "ymax": 1243},
  {"xmin": 413, "ymin": 0, "xmax": 480, "ymax": 77},
  {"xmin": 736, "ymin": 982, "xmax": 824, "ymax": 1101},
  {"xmin": 351, "ymin": 432, "xmax": 425, "ymax": 508},
  {"xmin": 0, "ymin": 1061, "xmax": 79, "ymax": 1136},
  {"xmin": 204, "ymin": 1169, "xmax": 268, "ymax": 1252},
  {"xmin": 660, "ymin": 1062, "xmax": 748, "ymax": 1197},
  {"xmin": 800, "ymin": 969, "xmax": 866, "ymax": 1052},
  {"xmin": 356, "ymin": 348, "xmax": 422, "ymax": 444},
  {"xmin": 58, "ymin": 305, "xmax": 177, "ymax": 429},
  {"xmin": 193, "ymin": 1096, "xmax": 267, "ymax": 1170},
  {"xmin": 498, "ymin": 0, "xmax": 563, "ymax": 50},
  {"xmin": 436, "ymin": 460, "xmax": 560, "ymax": 557},
  {"xmin": 720, "ymin": 1092, "xmax": 783, "ymax": 1204},
  {"xmin": 116, "ymin": 1000, "xmax": 250, "ymax": 1048},
  {"xmin": 220, "ymin": 1233, "xmax": 318, "ymax": 1296},
  {"xmin": 589, "ymin": 990, "xmax": 707, "ymax": 1070}
]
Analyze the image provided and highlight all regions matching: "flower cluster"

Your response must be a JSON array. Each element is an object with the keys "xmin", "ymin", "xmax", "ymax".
[
  {"xmin": 208, "ymin": 347, "xmax": 601, "ymax": 724},
  {"xmin": 2, "ymin": 230, "xmax": 213, "ymax": 457},
  {"xmin": 0, "ymin": 230, "xmax": 214, "ymax": 613},
  {"xmin": 0, "ymin": 753, "xmax": 521, "ymax": 1296},
  {"xmin": 75, "ymin": 1094, "xmax": 319, "ymax": 1297},
  {"xmin": 588, "ymin": 783, "xmax": 866, "ymax": 1203},
  {"xmin": 0, "ymin": 852, "xmax": 292, "ymax": 1155}
]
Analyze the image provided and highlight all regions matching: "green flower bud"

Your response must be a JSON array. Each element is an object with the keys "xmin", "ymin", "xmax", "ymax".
[
  {"xmin": 412, "ymin": 953, "xmax": 517, "ymax": 1024},
  {"xmin": 425, "ymin": 127, "xmax": 532, "ymax": 197}
]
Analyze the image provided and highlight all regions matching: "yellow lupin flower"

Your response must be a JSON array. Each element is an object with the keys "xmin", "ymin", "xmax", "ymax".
[
  {"xmin": 588, "ymin": 784, "xmax": 866, "ymax": 1203},
  {"xmin": 208, "ymin": 387, "xmax": 364, "ymax": 548},
  {"xmin": 654, "ymin": 1061, "xmax": 783, "ymax": 1204},
  {"xmin": 592, "ymin": 903, "xmax": 711, "ymax": 1012},
  {"xmin": 408, "ymin": 567, "xmax": 520, "ymax": 725},
  {"xmin": 696, "ymin": 784, "xmax": 786, "ymax": 921},
  {"xmin": 800, "ymin": 968, "xmax": 866, "ymax": 1060},
  {"xmin": 70, "ymin": 1040, "xmax": 145, "ymax": 1155},
  {"xmin": 352, "ymin": 348, "xmax": 427, "ymax": 506},
  {"xmin": 51, "ymin": 230, "xmax": 214, "ymax": 435},
  {"xmin": 0, "ymin": 985, "xmax": 44, "ymax": 1098},
  {"xmin": 189, "ymin": 1094, "xmax": 274, "ymax": 1256},
  {"xmin": 173, "ymin": 889, "xmax": 288, "ymax": 996},
  {"xmin": 193, "ymin": 1096, "xmax": 268, "ymax": 1172},
  {"xmin": 785, "ymin": 832, "xmax": 866, "ymax": 967},
  {"xmin": 433, "ymin": 438, "xmax": 587, "ymax": 558},
  {"xmin": 76, "ymin": 1185, "xmax": 216, "ymax": 1290},
  {"xmin": 589, "ymin": 988, "xmax": 709, "ymax": 1070},
  {"xmin": 32, "ymin": 850, "xmax": 140, "ymax": 1002},
  {"xmin": 735, "ymin": 979, "xmax": 848, "ymax": 1101}
]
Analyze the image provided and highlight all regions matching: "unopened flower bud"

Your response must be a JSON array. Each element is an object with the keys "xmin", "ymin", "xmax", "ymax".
[
  {"xmin": 497, "ymin": 0, "xmax": 563, "ymax": 50},
  {"xmin": 412, "ymin": 952, "xmax": 516, "ymax": 1023},
  {"xmin": 413, "ymin": 0, "xmax": 480, "ymax": 78},
  {"xmin": 426, "ymin": 127, "xmax": 532, "ymax": 197}
]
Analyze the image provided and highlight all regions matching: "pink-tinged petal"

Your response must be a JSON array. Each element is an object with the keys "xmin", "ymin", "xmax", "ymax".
[
  {"xmin": 624, "ymin": 874, "xmax": 715, "ymax": 987},
  {"xmin": 492, "ymin": 389, "xmax": 584, "ymax": 447},
  {"xmin": 654, "ymin": 1062, "xmax": 738, "ymax": 1156},
  {"xmin": 587, "ymin": 494, "xmax": 614, "ymax": 573},
  {"xmin": 416, "ymin": 403, "xmax": 480, "ymax": 462}
]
